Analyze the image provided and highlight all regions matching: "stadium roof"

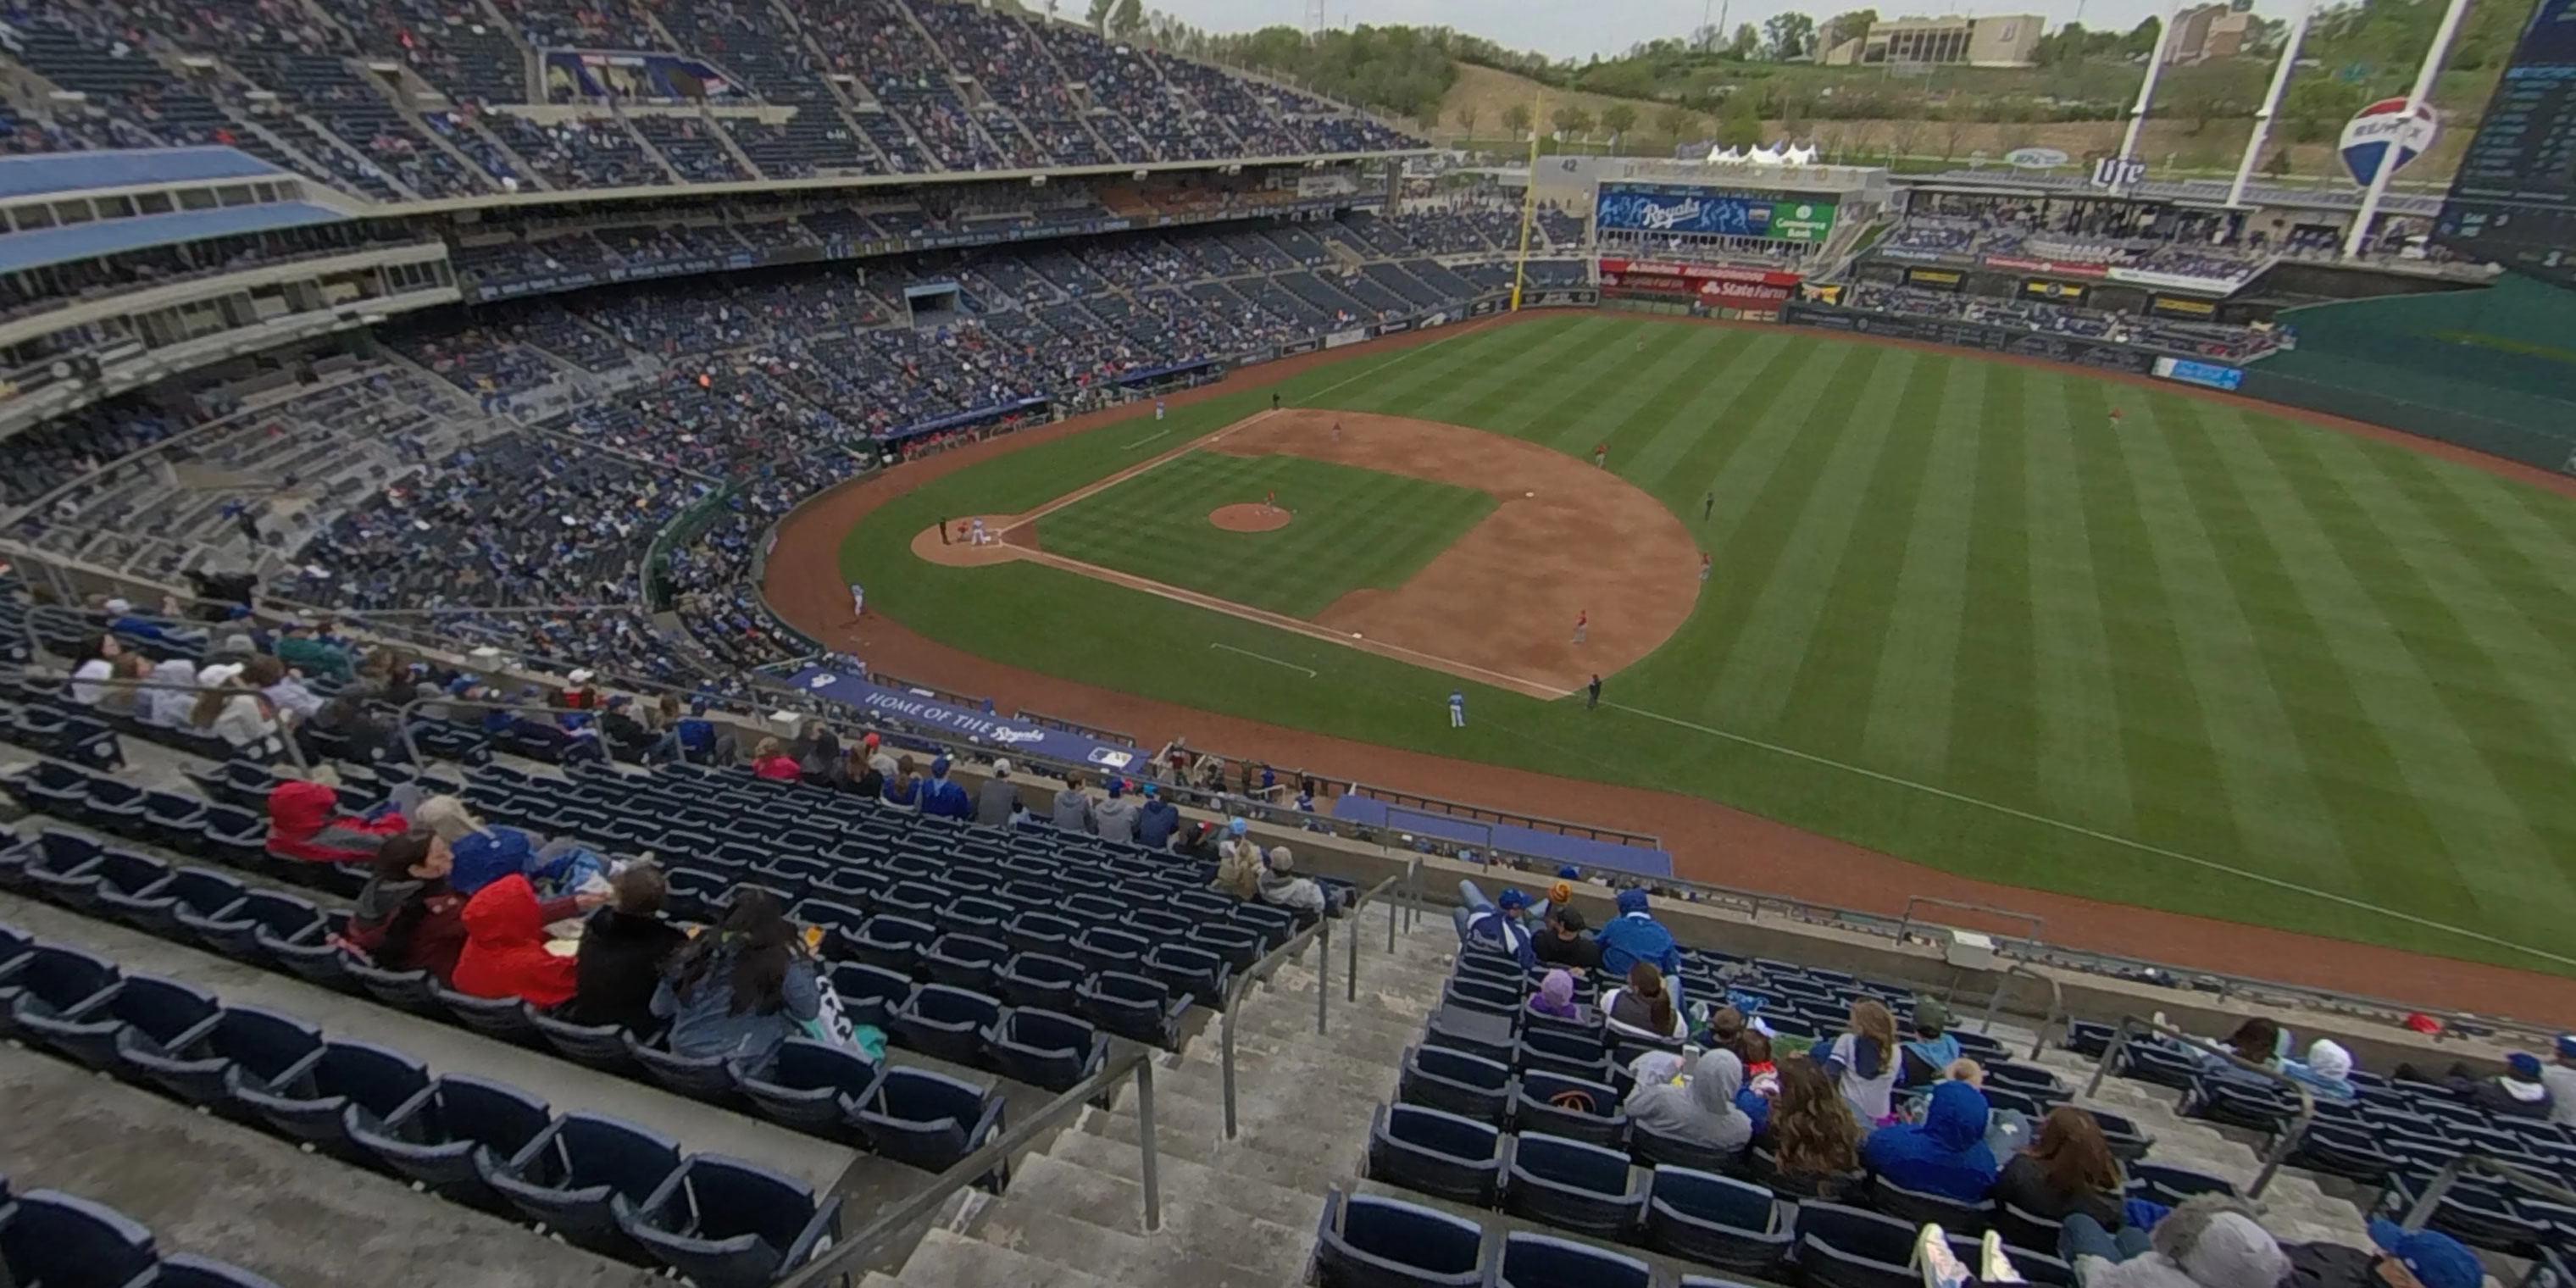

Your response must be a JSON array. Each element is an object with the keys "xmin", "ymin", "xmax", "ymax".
[
  {"xmin": 1896, "ymin": 169, "xmax": 2445, "ymax": 217},
  {"xmin": 0, "ymin": 147, "xmax": 288, "ymax": 199},
  {"xmin": 0, "ymin": 202, "xmax": 349, "ymax": 275}
]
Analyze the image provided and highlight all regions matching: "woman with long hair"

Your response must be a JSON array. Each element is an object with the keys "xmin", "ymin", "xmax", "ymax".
[
  {"xmin": 1993, "ymin": 1106, "xmax": 2126, "ymax": 1228},
  {"xmin": 1764, "ymin": 1056, "xmax": 1863, "ymax": 1186},
  {"xmin": 1828, "ymin": 997, "xmax": 1901, "ymax": 1124},
  {"xmin": 1603, "ymin": 961, "xmax": 1685, "ymax": 1041},
  {"xmin": 650, "ymin": 887, "xmax": 819, "ymax": 1076},
  {"xmin": 191, "ymin": 660, "xmax": 285, "ymax": 761}
]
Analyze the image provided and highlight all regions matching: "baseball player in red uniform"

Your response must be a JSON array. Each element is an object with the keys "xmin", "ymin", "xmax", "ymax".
[
  {"xmin": 1264, "ymin": 489, "xmax": 1277, "ymax": 514},
  {"xmin": 1331, "ymin": 421, "xmax": 1342, "ymax": 445},
  {"xmin": 2108, "ymin": 406, "xmax": 2124, "ymax": 430},
  {"xmin": 1592, "ymin": 441, "xmax": 1608, "ymax": 469},
  {"xmin": 1572, "ymin": 610, "xmax": 1588, "ymax": 644}
]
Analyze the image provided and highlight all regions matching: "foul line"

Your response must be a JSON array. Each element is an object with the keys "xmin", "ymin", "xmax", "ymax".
[
  {"xmin": 1209, "ymin": 642, "xmax": 1317, "ymax": 676},
  {"xmin": 1603, "ymin": 701, "xmax": 2576, "ymax": 969},
  {"xmin": 1120, "ymin": 427, "xmax": 1171, "ymax": 450}
]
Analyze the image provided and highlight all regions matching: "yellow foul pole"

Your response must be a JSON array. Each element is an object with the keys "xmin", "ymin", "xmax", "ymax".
[{"xmin": 1510, "ymin": 87, "xmax": 1542, "ymax": 312}]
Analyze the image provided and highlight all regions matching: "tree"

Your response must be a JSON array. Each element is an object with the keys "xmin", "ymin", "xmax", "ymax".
[
  {"xmin": 1728, "ymin": 23, "xmax": 1760, "ymax": 58},
  {"xmin": 1716, "ymin": 91, "xmax": 1763, "ymax": 147},
  {"xmin": 1689, "ymin": 23, "xmax": 1723, "ymax": 52},
  {"xmin": 1551, "ymin": 103, "xmax": 1594, "ymax": 139},
  {"xmin": 1764, "ymin": 12, "xmax": 1817, "ymax": 61},
  {"xmin": 1655, "ymin": 103, "xmax": 1698, "ymax": 146},
  {"xmin": 1502, "ymin": 101, "xmax": 1532, "ymax": 140},
  {"xmin": 1455, "ymin": 105, "xmax": 1479, "ymax": 139},
  {"xmin": 1820, "ymin": 8, "xmax": 1879, "ymax": 54},
  {"xmin": 1108, "ymin": 0, "xmax": 1143, "ymax": 40},
  {"xmin": 2123, "ymin": 15, "xmax": 2162, "ymax": 58},
  {"xmin": 1085, "ymin": 0, "xmax": 1113, "ymax": 31},
  {"xmin": 1600, "ymin": 103, "xmax": 1638, "ymax": 149}
]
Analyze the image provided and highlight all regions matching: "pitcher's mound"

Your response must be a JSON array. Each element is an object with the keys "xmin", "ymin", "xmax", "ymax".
[{"xmin": 1210, "ymin": 502, "xmax": 1291, "ymax": 533}]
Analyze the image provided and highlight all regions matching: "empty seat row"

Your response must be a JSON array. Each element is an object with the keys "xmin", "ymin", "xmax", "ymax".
[{"xmin": 1, "ymin": 1173, "xmax": 281, "ymax": 1288}]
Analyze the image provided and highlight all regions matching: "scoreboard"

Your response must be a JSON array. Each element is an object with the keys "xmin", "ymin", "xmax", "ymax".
[{"xmin": 2435, "ymin": 0, "xmax": 2576, "ymax": 285}]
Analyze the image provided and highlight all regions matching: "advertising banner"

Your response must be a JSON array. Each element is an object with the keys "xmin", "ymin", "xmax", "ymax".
[
  {"xmin": 1879, "ymin": 247, "xmax": 1963, "ymax": 264},
  {"xmin": 789, "ymin": 667, "xmax": 1142, "ymax": 772},
  {"xmin": 1472, "ymin": 298, "xmax": 1502, "ymax": 315},
  {"xmin": 1524, "ymin": 290, "xmax": 1597, "ymax": 308},
  {"xmin": 2150, "ymin": 295, "xmax": 2219, "ymax": 319},
  {"xmin": 1380, "ymin": 319, "xmax": 1413, "ymax": 334},
  {"xmin": 1324, "ymin": 327, "xmax": 1369, "ymax": 349},
  {"xmin": 2155, "ymin": 357, "xmax": 2246, "ymax": 391},
  {"xmin": 2024, "ymin": 279, "xmax": 2089, "ymax": 303},
  {"xmin": 1984, "ymin": 254, "xmax": 2109, "ymax": 279},
  {"xmin": 1596, "ymin": 258, "xmax": 1801, "ymax": 287},
  {"xmin": 2340, "ymin": 97, "xmax": 2440, "ymax": 186},
  {"xmin": 1780, "ymin": 303, "xmax": 2159, "ymax": 375},
  {"xmin": 1281, "ymin": 338, "xmax": 1321, "ymax": 355},
  {"xmin": 1907, "ymin": 268, "xmax": 1966, "ymax": 290},
  {"xmin": 1594, "ymin": 184, "xmax": 1839, "ymax": 242}
]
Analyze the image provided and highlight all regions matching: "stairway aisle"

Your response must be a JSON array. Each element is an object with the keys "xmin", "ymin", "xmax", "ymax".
[{"xmin": 874, "ymin": 900, "xmax": 1457, "ymax": 1287}]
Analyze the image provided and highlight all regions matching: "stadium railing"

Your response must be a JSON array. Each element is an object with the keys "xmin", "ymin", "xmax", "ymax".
[
  {"xmin": 2085, "ymin": 1013, "xmax": 2316, "ymax": 1197},
  {"xmin": 1217, "ymin": 868, "xmax": 1412, "ymax": 1141}
]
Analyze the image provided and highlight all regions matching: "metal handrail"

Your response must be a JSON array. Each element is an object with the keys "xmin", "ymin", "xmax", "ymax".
[
  {"xmin": 1899, "ymin": 895, "xmax": 2045, "ymax": 947},
  {"xmin": 2085, "ymin": 1013, "xmax": 2315, "ymax": 1197},
  {"xmin": 1219, "ymin": 872, "xmax": 1404, "ymax": 1140},
  {"xmin": 1974, "ymin": 960, "xmax": 2065, "ymax": 1060},
  {"xmin": 2398, "ymin": 1150, "xmax": 2576, "ymax": 1231},
  {"xmin": 771, "ymin": 1045, "xmax": 1162, "ymax": 1288}
]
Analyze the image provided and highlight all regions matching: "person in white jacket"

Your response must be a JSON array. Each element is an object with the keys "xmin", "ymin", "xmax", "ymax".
[
  {"xmin": 139, "ymin": 657, "xmax": 203, "ymax": 728},
  {"xmin": 193, "ymin": 662, "xmax": 286, "ymax": 761}
]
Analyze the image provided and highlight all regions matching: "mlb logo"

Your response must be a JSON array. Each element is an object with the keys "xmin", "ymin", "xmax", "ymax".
[{"xmin": 2090, "ymin": 156, "xmax": 2146, "ymax": 189}]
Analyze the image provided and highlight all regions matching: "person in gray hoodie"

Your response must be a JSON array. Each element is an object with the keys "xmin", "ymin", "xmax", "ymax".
[
  {"xmin": 975, "ymin": 758, "xmax": 1024, "ymax": 827},
  {"xmin": 1624, "ymin": 1048, "xmax": 1753, "ymax": 1157},
  {"xmin": 2064, "ymin": 1194, "xmax": 2290, "ymax": 1288},
  {"xmin": 1092, "ymin": 778, "xmax": 1141, "ymax": 844},
  {"xmin": 1050, "ymin": 770, "xmax": 1096, "ymax": 833}
]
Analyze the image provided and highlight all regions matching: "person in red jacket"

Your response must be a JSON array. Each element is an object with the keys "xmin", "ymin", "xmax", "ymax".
[
  {"xmin": 750, "ymin": 736, "xmax": 802, "ymax": 782},
  {"xmin": 452, "ymin": 873, "xmax": 584, "ymax": 1007},
  {"xmin": 266, "ymin": 779, "xmax": 412, "ymax": 866},
  {"xmin": 344, "ymin": 831, "xmax": 593, "ymax": 985}
]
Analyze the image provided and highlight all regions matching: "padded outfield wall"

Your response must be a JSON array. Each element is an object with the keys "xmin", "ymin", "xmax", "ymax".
[{"xmin": 2249, "ymin": 275, "xmax": 2576, "ymax": 475}]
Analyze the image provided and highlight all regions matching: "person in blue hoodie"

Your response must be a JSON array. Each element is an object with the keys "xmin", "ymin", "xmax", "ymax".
[
  {"xmin": 920, "ymin": 756, "xmax": 974, "ymax": 820},
  {"xmin": 1861, "ymin": 1079, "xmax": 1999, "ymax": 1204},
  {"xmin": 1595, "ymin": 889, "xmax": 1683, "ymax": 984},
  {"xmin": 1134, "ymin": 783, "xmax": 1180, "ymax": 851},
  {"xmin": 413, "ymin": 795, "xmax": 608, "ymax": 898}
]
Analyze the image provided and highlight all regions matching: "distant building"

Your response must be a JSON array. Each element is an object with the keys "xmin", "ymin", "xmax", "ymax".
[
  {"xmin": 1823, "ymin": 14, "xmax": 2046, "ymax": 68},
  {"xmin": 2164, "ymin": 3, "xmax": 2251, "ymax": 63}
]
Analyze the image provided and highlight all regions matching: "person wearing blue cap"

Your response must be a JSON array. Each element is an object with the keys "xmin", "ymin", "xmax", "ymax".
[
  {"xmin": 2546, "ymin": 1035, "xmax": 2576, "ymax": 1128},
  {"xmin": 1455, "ymin": 886, "xmax": 1535, "ymax": 969},
  {"xmin": 2286, "ymin": 1220, "xmax": 2484, "ymax": 1288},
  {"xmin": 920, "ymin": 755, "xmax": 974, "ymax": 820},
  {"xmin": 1135, "ymin": 782, "xmax": 1180, "ymax": 851},
  {"xmin": 1093, "ymin": 778, "xmax": 1140, "ymax": 844},
  {"xmin": 2397, "ymin": 1052, "xmax": 2557, "ymax": 1121},
  {"xmin": 1594, "ymin": 887, "xmax": 1684, "ymax": 983}
]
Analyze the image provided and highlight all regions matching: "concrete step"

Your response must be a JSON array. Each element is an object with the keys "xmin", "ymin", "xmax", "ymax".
[
  {"xmin": 961, "ymin": 1186, "xmax": 1300, "ymax": 1288},
  {"xmin": 1155, "ymin": 1042, "xmax": 1400, "ymax": 1104},
  {"xmin": 1096, "ymin": 1069, "xmax": 1382, "ymax": 1142},
  {"xmin": 889, "ymin": 1226, "xmax": 1121, "ymax": 1288},
  {"xmin": 1003, "ymin": 1153, "xmax": 1315, "ymax": 1282},
  {"xmin": 1080, "ymin": 1106, "xmax": 1358, "ymax": 1195},
  {"xmin": 1049, "ymin": 1125, "xmax": 1323, "ymax": 1223}
]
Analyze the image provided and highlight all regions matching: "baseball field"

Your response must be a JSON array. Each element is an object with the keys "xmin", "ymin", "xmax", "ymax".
[{"xmin": 796, "ymin": 313, "xmax": 2576, "ymax": 983}]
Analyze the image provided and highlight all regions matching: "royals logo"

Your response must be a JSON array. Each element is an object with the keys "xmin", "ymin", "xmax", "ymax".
[{"xmin": 1637, "ymin": 197, "xmax": 1707, "ymax": 232}]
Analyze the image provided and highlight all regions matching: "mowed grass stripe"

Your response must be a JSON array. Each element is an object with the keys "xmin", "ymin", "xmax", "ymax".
[
  {"xmin": 2158, "ymin": 397, "xmax": 2454, "ymax": 904},
  {"xmin": 1332, "ymin": 319, "xmax": 1572, "ymax": 422},
  {"xmin": 2245, "ymin": 422, "xmax": 2576, "ymax": 926},
  {"xmin": 1698, "ymin": 345, "xmax": 1893, "ymax": 730},
  {"xmin": 1548, "ymin": 325, "xmax": 1748, "ymax": 469},
  {"xmin": 2018, "ymin": 371, "xmax": 2137, "ymax": 832},
  {"xmin": 1776, "ymin": 351, "xmax": 1951, "ymax": 759},
  {"xmin": 2055, "ymin": 386, "xmax": 2239, "ymax": 866},
  {"xmin": 2409, "ymin": 466, "xmax": 2576, "ymax": 647},
  {"xmin": 1620, "ymin": 331, "xmax": 1802, "ymax": 491},
  {"xmin": 1942, "ymin": 363, "xmax": 2040, "ymax": 810},
  {"xmin": 1038, "ymin": 453, "xmax": 1496, "ymax": 618},
  {"xmin": 1860, "ymin": 356, "xmax": 1985, "ymax": 780}
]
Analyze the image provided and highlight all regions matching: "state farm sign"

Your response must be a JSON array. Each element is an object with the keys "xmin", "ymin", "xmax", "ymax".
[{"xmin": 1596, "ymin": 257, "xmax": 1801, "ymax": 307}]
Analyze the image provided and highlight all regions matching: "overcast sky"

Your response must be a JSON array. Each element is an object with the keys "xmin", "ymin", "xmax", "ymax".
[{"xmin": 1146, "ymin": 0, "xmax": 2189, "ymax": 59}]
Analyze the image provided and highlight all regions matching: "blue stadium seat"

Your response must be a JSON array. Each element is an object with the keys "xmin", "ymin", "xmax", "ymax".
[
  {"xmin": 1077, "ymin": 970, "xmax": 1191, "ymax": 1047},
  {"xmin": 86, "ymin": 850, "xmax": 175, "ymax": 927},
  {"xmin": 735, "ymin": 1037, "xmax": 875, "ymax": 1141},
  {"xmin": 1502, "ymin": 1133, "xmax": 1642, "ymax": 1237},
  {"xmin": 619, "ymin": 1155, "xmax": 842, "ymax": 1288},
  {"xmin": 996, "ymin": 952, "xmax": 1086, "ymax": 1013},
  {"xmin": 851, "ymin": 914, "xmax": 938, "ymax": 976},
  {"xmin": 1516, "ymin": 1028, "xmax": 1614, "ymax": 1084},
  {"xmin": 1630, "ymin": 1113, "xmax": 1747, "ymax": 1174},
  {"xmin": 230, "ymin": 1037, "xmax": 432, "ymax": 1165},
  {"xmin": 83, "ymin": 778, "xmax": 149, "ymax": 840},
  {"xmin": 1643, "ymin": 1166, "xmax": 1790, "ymax": 1274},
  {"xmin": 1441, "ymin": 975, "xmax": 1520, "ymax": 1017},
  {"xmin": 1003, "ymin": 911, "xmax": 1080, "ymax": 958},
  {"xmin": 893, "ymin": 983, "xmax": 1002, "ymax": 1066},
  {"xmin": 1398, "ymin": 1044, "xmax": 1513, "ymax": 1125},
  {"xmin": 2118, "ymin": 1041, "xmax": 2204, "ymax": 1090},
  {"xmin": 1186, "ymin": 921, "xmax": 1263, "ymax": 971},
  {"xmin": 626, "ymin": 1037, "xmax": 743, "ymax": 1105},
  {"xmin": 20, "ymin": 972, "xmax": 216, "ymax": 1076},
  {"xmin": 1366, "ymin": 1102, "xmax": 1507, "ymax": 1206},
  {"xmin": 1071, "ymin": 926, "xmax": 1151, "ymax": 976},
  {"xmin": 13, "ymin": 830, "xmax": 101, "ymax": 901},
  {"xmin": 193, "ymin": 889, "xmax": 325, "ymax": 967},
  {"xmin": 142, "ymin": 790, "xmax": 208, "ymax": 852},
  {"xmin": 1495, "ymin": 1230, "xmax": 1654, "ymax": 1288},
  {"xmin": 1869, "ymin": 1175, "xmax": 1995, "ymax": 1236},
  {"xmin": 2128, "ymin": 1161, "xmax": 2239, "ymax": 1207},
  {"xmin": 824, "ymin": 962, "xmax": 916, "ymax": 1030},
  {"xmin": 480, "ymin": 1112, "xmax": 683, "ymax": 1263},
  {"xmin": 1144, "ymin": 941, "xmax": 1231, "ymax": 1009},
  {"xmin": 921, "ymin": 933, "xmax": 1010, "ymax": 995},
  {"xmin": 529, "ymin": 1009, "xmax": 645, "ymax": 1075},
  {"xmin": 937, "ymin": 896, "xmax": 1013, "ymax": 940},
  {"xmin": 1, "ymin": 1189, "xmax": 158, "ymax": 1288},
  {"xmin": 1513, "ymin": 1069, "xmax": 1628, "ymax": 1148},
  {"xmin": 1311, "ymin": 1189, "xmax": 1484, "ymax": 1288},
  {"xmin": 154, "ymin": 1254, "xmax": 291, "ymax": 1287},
  {"xmin": 2084, "ymin": 1108, "xmax": 2153, "ymax": 1162},
  {"xmin": 791, "ymin": 897, "xmax": 869, "ymax": 961},
  {"xmin": 430, "ymin": 986, "xmax": 545, "ymax": 1046},
  {"xmin": 1424, "ymin": 1008, "xmax": 1518, "ymax": 1066},
  {"xmin": 1994, "ymin": 1202, "xmax": 2066, "ymax": 1259},
  {"xmin": 1796, "ymin": 1201, "xmax": 1923, "ymax": 1288},
  {"xmin": 853, "ymin": 1067, "xmax": 1008, "ymax": 1188},
  {"xmin": 0, "ymin": 943, "xmax": 119, "ymax": 1041},
  {"xmin": 344, "ymin": 962, "xmax": 450, "ymax": 1019},
  {"xmin": 119, "ymin": 1003, "xmax": 323, "ymax": 1120},
  {"xmin": 349, "ymin": 1074, "xmax": 555, "ymax": 1215},
  {"xmin": 985, "ymin": 1008, "xmax": 1108, "ymax": 1093}
]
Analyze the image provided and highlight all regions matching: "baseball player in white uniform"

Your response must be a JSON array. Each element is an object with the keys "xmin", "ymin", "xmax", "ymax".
[
  {"xmin": 1448, "ymin": 690, "xmax": 1466, "ymax": 728},
  {"xmin": 969, "ymin": 517, "xmax": 989, "ymax": 546},
  {"xmin": 849, "ymin": 582, "xmax": 865, "ymax": 619}
]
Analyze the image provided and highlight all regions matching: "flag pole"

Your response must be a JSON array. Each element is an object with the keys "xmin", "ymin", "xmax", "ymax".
[{"xmin": 1511, "ymin": 87, "xmax": 1542, "ymax": 312}]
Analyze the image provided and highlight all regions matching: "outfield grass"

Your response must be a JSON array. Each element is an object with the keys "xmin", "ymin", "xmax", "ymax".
[
  {"xmin": 841, "ymin": 314, "xmax": 2576, "ymax": 974},
  {"xmin": 1037, "ymin": 452, "xmax": 1496, "ymax": 618}
]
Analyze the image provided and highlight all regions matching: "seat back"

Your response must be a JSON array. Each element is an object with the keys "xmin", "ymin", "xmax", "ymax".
[
  {"xmin": 352, "ymin": 1074, "xmax": 552, "ymax": 1209},
  {"xmin": 1079, "ymin": 971, "xmax": 1182, "ymax": 1046},
  {"xmin": 1399, "ymin": 1044, "xmax": 1513, "ymax": 1124},
  {"xmin": 1868, "ymin": 1175, "xmax": 1995, "ymax": 1235},
  {"xmin": 1513, "ymin": 1069, "xmax": 1626, "ymax": 1146},
  {"xmin": 0, "ymin": 944, "xmax": 119, "ymax": 1037},
  {"xmin": 1314, "ymin": 1189, "xmax": 1484, "ymax": 1288},
  {"xmin": 824, "ymin": 962, "xmax": 916, "ymax": 1030},
  {"xmin": 152, "ymin": 1254, "xmax": 291, "ymax": 1287},
  {"xmin": 1368, "ymin": 1102, "xmax": 1506, "ymax": 1205},
  {"xmin": 1495, "ymin": 1231, "xmax": 1654, "ymax": 1288},
  {"xmin": 856, "ymin": 1068, "xmax": 1002, "ymax": 1179},
  {"xmin": 1502, "ymin": 1133, "xmax": 1641, "ymax": 1237},
  {"xmin": 2, "ymin": 1189, "xmax": 159, "ymax": 1287},
  {"xmin": 736, "ymin": 1038, "xmax": 875, "ymax": 1137},
  {"xmin": 996, "ymin": 952, "xmax": 1085, "ymax": 1012},
  {"xmin": 628, "ymin": 1036, "xmax": 742, "ymax": 1103},
  {"xmin": 921, "ymin": 933, "xmax": 1009, "ymax": 992},
  {"xmin": 623, "ymin": 1155, "xmax": 841, "ymax": 1288},
  {"xmin": 235, "ymin": 1038, "xmax": 430, "ymax": 1156},
  {"xmin": 986, "ymin": 1008, "xmax": 1105, "ymax": 1093},
  {"xmin": 485, "ymin": 1112, "xmax": 682, "ymax": 1255}
]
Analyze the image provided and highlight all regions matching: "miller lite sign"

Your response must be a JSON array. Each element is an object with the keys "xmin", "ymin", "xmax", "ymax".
[{"xmin": 2090, "ymin": 155, "xmax": 2146, "ymax": 189}]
